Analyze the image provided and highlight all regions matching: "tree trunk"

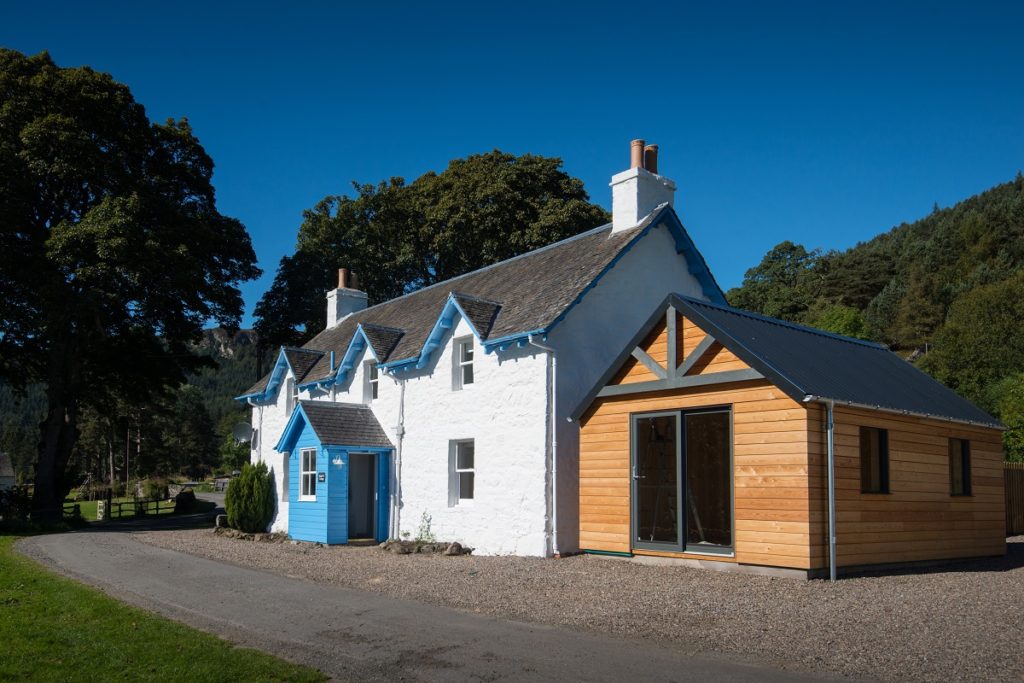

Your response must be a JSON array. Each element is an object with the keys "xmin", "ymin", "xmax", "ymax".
[{"xmin": 32, "ymin": 336, "xmax": 81, "ymax": 522}]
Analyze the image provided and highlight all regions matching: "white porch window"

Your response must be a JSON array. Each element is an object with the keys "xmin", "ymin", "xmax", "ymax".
[
  {"xmin": 300, "ymin": 448, "xmax": 317, "ymax": 500},
  {"xmin": 453, "ymin": 337, "xmax": 474, "ymax": 390},
  {"xmin": 364, "ymin": 361, "xmax": 379, "ymax": 403},
  {"xmin": 448, "ymin": 440, "xmax": 475, "ymax": 506}
]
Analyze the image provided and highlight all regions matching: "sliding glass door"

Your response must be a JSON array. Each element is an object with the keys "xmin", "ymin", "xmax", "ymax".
[{"xmin": 631, "ymin": 408, "xmax": 733, "ymax": 553}]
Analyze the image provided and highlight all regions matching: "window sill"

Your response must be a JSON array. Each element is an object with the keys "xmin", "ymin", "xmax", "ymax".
[{"xmin": 298, "ymin": 496, "xmax": 316, "ymax": 502}]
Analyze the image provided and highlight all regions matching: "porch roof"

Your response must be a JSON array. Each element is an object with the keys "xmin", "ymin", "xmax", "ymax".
[{"xmin": 275, "ymin": 401, "xmax": 394, "ymax": 452}]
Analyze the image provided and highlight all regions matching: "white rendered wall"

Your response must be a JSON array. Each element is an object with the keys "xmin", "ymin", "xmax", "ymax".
[
  {"xmin": 393, "ymin": 318, "xmax": 549, "ymax": 556},
  {"xmin": 547, "ymin": 220, "xmax": 708, "ymax": 552},
  {"xmin": 249, "ymin": 369, "xmax": 301, "ymax": 533},
  {"xmin": 256, "ymin": 315, "xmax": 550, "ymax": 556}
]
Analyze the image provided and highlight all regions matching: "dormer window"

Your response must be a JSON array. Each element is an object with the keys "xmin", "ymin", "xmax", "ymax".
[
  {"xmin": 453, "ymin": 337, "xmax": 474, "ymax": 390},
  {"xmin": 364, "ymin": 361, "xmax": 379, "ymax": 403}
]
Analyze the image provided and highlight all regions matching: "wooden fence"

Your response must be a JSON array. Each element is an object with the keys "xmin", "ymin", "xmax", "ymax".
[{"xmin": 1006, "ymin": 462, "xmax": 1024, "ymax": 536}]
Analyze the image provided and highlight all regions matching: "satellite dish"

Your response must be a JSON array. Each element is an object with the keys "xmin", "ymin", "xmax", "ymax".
[{"xmin": 232, "ymin": 422, "xmax": 253, "ymax": 443}]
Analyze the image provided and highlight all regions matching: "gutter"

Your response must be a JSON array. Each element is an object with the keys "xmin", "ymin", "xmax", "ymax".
[
  {"xmin": 803, "ymin": 395, "xmax": 1005, "ymax": 431},
  {"xmin": 528, "ymin": 334, "xmax": 560, "ymax": 558}
]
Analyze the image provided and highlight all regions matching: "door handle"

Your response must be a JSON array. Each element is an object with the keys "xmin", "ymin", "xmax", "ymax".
[{"xmin": 632, "ymin": 466, "xmax": 645, "ymax": 480}]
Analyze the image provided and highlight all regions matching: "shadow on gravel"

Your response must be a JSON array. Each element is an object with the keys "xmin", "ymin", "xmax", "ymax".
[{"xmin": 846, "ymin": 536, "xmax": 1024, "ymax": 578}]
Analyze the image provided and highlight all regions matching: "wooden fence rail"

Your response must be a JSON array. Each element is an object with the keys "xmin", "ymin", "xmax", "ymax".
[{"xmin": 1006, "ymin": 462, "xmax": 1024, "ymax": 536}]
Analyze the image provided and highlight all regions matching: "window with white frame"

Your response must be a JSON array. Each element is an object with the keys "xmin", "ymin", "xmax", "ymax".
[
  {"xmin": 448, "ymin": 439, "xmax": 475, "ymax": 505},
  {"xmin": 285, "ymin": 377, "xmax": 298, "ymax": 416},
  {"xmin": 364, "ymin": 361, "xmax": 379, "ymax": 402},
  {"xmin": 280, "ymin": 453, "xmax": 289, "ymax": 501},
  {"xmin": 453, "ymin": 337, "xmax": 474, "ymax": 390},
  {"xmin": 300, "ymin": 448, "xmax": 317, "ymax": 500}
]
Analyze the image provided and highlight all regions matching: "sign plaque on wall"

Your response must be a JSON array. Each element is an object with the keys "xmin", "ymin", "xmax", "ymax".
[{"xmin": 317, "ymin": 472, "xmax": 326, "ymax": 483}]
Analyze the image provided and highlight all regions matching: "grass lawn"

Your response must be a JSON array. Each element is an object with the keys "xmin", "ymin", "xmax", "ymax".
[
  {"xmin": 69, "ymin": 498, "xmax": 216, "ymax": 522},
  {"xmin": 0, "ymin": 534, "xmax": 325, "ymax": 682}
]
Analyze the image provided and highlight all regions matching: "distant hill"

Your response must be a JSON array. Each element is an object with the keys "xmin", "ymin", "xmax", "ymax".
[
  {"xmin": 728, "ymin": 174, "xmax": 1024, "ymax": 457},
  {"xmin": 189, "ymin": 328, "xmax": 260, "ymax": 428},
  {"xmin": 729, "ymin": 173, "xmax": 1024, "ymax": 353}
]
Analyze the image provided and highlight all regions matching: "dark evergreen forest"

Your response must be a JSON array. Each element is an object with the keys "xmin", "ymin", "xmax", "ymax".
[{"xmin": 728, "ymin": 174, "xmax": 1024, "ymax": 458}]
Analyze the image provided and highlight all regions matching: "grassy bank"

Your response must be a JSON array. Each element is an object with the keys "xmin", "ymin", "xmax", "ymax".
[{"xmin": 0, "ymin": 534, "xmax": 325, "ymax": 681}]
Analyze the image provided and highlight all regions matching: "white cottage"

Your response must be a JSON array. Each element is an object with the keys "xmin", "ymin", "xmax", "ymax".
[{"xmin": 238, "ymin": 141, "xmax": 725, "ymax": 556}]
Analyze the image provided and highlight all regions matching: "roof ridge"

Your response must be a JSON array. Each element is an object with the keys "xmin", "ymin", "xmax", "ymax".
[
  {"xmin": 283, "ymin": 346, "xmax": 325, "ymax": 355},
  {"xmin": 451, "ymin": 291, "xmax": 503, "ymax": 307},
  {"xmin": 338, "ymin": 221, "xmax": 618, "ymax": 320},
  {"xmin": 673, "ymin": 294, "xmax": 889, "ymax": 350},
  {"xmin": 299, "ymin": 399, "xmax": 370, "ymax": 410},
  {"xmin": 359, "ymin": 322, "xmax": 406, "ymax": 333}
]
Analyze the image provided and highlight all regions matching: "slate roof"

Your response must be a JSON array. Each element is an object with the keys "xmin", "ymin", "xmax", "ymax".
[
  {"xmin": 671, "ymin": 294, "xmax": 1003, "ymax": 429},
  {"xmin": 298, "ymin": 401, "xmax": 394, "ymax": 448},
  {"xmin": 244, "ymin": 205, "xmax": 712, "ymax": 396},
  {"xmin": 283, "ymin": 347, "xmax": 324, "ymax": 382}
]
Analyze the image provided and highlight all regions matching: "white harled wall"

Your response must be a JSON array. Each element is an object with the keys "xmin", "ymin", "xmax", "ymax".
[
  {"xmin": 248, "ymin": 374, "xmax": 293, "ymax": 534},
  {"xmin": 547, "ymin": 221, "xmax": 707, "ymax": 552},
  {"xmin": 251, "ymin": 314, "xmax": 550, "ymax": 556}
]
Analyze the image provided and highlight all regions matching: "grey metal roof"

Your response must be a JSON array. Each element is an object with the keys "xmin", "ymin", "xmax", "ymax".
[
  {"xmin": 671, "ymin": 294, "xmax": 1002, "ymax": 429},
  {"xmin": 298, "ymin": 401, "xmax": 394, "ymax": 448}
]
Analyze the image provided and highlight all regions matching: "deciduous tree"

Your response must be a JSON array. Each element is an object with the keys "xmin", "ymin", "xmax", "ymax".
[
  {"xmin": 254, "ymin": 151, "xmax": 609, "ymax": 349},
  {"xmin": 0, "ymin": 50, "xmax": 259, "ymax": 519}
]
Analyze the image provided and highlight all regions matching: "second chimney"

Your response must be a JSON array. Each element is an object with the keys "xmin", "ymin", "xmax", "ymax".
[
  {"xmin": 326, "ymin": 267, "xmax": 368, "ymax": 328},
  {"xmin": 610, "ymin": 139, "xmax": 676, "ymax": 232}
]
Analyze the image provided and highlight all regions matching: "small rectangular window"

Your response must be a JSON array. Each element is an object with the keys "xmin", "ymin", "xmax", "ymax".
[
  {"xmin": 300, "ymin": 448, "xmax": 317, "ymax": 500},
  {"xmin": 285, "ymin": 378, "xmax": 297, "ymax": 416},
  {"xmin": 280, "ymin": 453, "xmax": 289, "ymax": 502},
  {"xmin": 364, "ymin": 361, "xmax": 379, "ymax": 402},
  {"xmin": 860, "ymin": 426, "xmax": 889, "ymax": 494},
  {"xmin": 449, "ymin": 440, "xmax": 475, "ymax": 504},
  {"xmin": 949, "ymin": 438, "xmax": 972, "ymax": 496},
  {"xmin": 453, "ymin": 337, "xmax": 474, "ymax": 389}
]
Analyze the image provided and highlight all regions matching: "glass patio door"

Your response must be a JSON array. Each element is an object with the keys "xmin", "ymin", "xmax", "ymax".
[
  {"xmin": 632, "ymin": 409, "xmax": 733, "ymax": 554},
  {"xmin": 632, "ymin": 412, "xmax": 682, "ymax": 550}
]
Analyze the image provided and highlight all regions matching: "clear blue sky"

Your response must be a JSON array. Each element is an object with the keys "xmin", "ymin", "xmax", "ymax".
[{"xmin": 4, "ymin": 1, "xmax": 1023, "ymax": 327}]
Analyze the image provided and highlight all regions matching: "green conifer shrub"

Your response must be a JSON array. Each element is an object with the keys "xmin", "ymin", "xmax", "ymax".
[{"xmin": 224, "ymin": 462, "xmax": 273, "ymax": 532}]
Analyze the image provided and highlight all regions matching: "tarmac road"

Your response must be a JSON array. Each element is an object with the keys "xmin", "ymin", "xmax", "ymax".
[{"xmin": 18, "ymin": 527, "xmax": 838, "ymax": 682}]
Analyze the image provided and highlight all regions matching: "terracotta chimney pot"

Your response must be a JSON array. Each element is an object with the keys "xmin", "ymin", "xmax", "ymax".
[
  {"xmin": 643, "ymin": 144, "xmax": 659, "ymax": 174},
  {"xmin": 630, "ymin": 139, "xmax": 645, "ymax": 169},
  {"xmin": 338, "ymin": 267, "xmax": 349, "ymax": 289}
]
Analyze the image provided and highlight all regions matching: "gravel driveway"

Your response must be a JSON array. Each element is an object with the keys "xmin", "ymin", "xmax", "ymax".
[{"xmin": 137, "ymin": 530, "xmax": 1024, "ymax": 682}]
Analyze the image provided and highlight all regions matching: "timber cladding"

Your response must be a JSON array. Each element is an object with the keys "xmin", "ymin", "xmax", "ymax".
[
  {"xmin": 579, "ymin": 308, "xmax": 1007, "ymax": 572},
  {"xmin": 580, "ymin": 380, "xmax": 815, "ymax": 569},
  {"xmin": 806, "ymin": 405, "xmax": 1006, "ymax": 567}
]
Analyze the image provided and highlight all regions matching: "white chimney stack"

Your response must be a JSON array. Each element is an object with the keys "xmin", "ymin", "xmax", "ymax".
[
  {"xmin": 326, "ymin": 267, "xmax": 368, "ymax": 328},
  {"xmin": 610, "ymin": 139, "xmax": 676, "ymax": 232}
]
